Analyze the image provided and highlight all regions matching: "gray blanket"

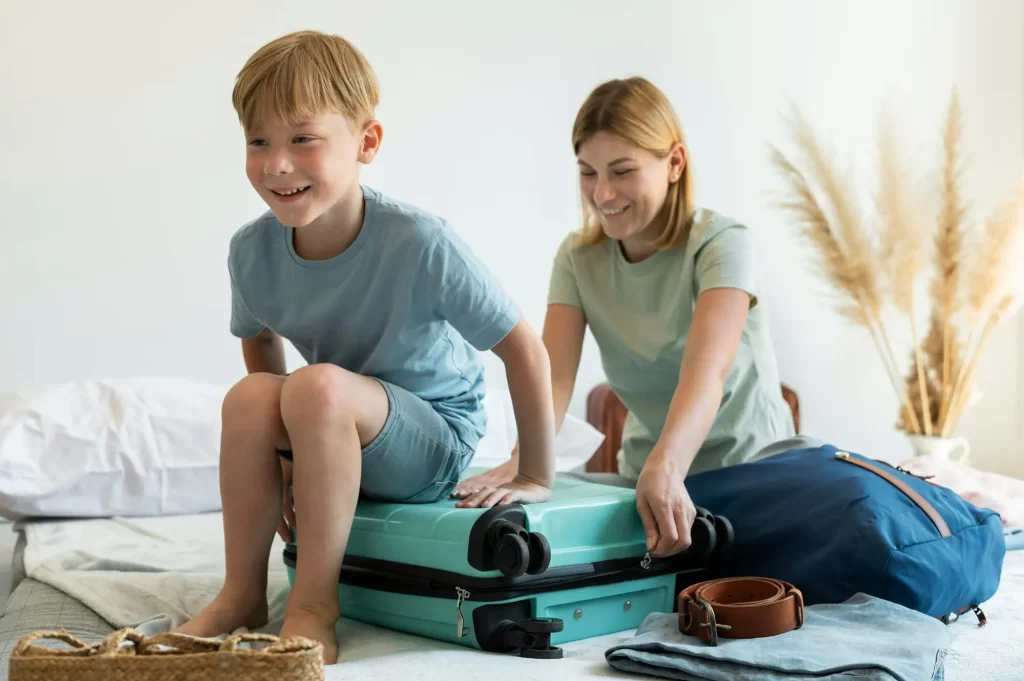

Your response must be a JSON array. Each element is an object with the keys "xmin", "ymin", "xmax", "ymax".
[{"xmin": 605, "ymin": 593, "xmax": 952, "ymax": 681}]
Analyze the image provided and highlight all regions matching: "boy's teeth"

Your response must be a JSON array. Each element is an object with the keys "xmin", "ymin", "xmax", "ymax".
[{"xmin": 275, "ymin": 187, "xmax": 307, "ymax": 195}]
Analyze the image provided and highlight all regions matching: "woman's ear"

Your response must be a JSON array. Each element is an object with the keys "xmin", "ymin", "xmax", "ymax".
[
  {"xmin": 358, "ymin": 120, "xmax": 384, "ymax": 164},
  {"xmin": 667, "ymin": 142, "xmax": 687, "ymax": 183}
]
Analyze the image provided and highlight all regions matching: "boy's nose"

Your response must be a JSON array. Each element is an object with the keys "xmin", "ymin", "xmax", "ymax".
[{"xmin": 264, "ymin": 151, "xmax": 293, "ymax": 175}]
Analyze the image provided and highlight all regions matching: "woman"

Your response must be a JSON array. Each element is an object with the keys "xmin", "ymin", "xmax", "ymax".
[{"xmin": 453, "ymin": 77, "xmax": 795, "ymax": 558}]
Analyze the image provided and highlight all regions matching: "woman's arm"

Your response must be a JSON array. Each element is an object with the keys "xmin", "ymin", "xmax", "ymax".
[
  {"xmin": 654, "ymin": 288, "xmax": 750, "ymax": 468},
  {"xmin": 544, "ymin": 303, "xmax": 587, "ymax": 437},
  {"xmin": 636, "ymin": 287, "xmax": 750, "ymax": 556}
]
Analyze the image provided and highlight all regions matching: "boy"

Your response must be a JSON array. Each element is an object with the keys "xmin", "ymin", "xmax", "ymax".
[{"xmin": 172, "ymin": 30, "xmax": 556, "ymax": 665}]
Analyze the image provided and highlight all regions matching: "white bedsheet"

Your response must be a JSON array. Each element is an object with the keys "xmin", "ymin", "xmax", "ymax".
[{"xmin": 21, "ymin": 514, "xmax": 1024, "ymax": 681}]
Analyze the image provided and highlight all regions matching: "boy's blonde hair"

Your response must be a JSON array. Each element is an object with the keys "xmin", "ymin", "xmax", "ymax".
[
  {"xmin": 572, "ymin": 77, "xmax": 695, "ymax": 250},
  {"xmin": 232, "ymin": 30, "xmax": 379, "ymax": 131}
]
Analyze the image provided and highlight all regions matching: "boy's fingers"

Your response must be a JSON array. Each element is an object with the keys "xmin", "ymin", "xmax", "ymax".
[{"xmin": 455, "ymin": 487, "xmax": 493, "ymax": 508}]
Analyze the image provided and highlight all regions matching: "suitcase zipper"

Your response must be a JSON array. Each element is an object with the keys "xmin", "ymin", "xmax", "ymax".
[
  {"xmin": 283, "ymin": 547, "xmax": 703, "ymax": 603},
  {"xmin": 834, "ymin": 451, "xmax": 951, "ymax": 538},
  {"xmin": 455, "ymin": 587, "xmax": 470, "ymax": 638}
]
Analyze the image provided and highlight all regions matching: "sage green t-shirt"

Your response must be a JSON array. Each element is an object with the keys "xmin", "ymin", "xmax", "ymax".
[{"xmin": 548, "ymin": 207, "xmax": 795, "ymax": 479}]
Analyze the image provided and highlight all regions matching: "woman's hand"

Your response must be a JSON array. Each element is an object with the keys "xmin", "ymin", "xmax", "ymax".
[
  {"xmin": 454, "ymin": 474, "xmax": 552, "ymax": 508},
  {"xmin": 634, "ymin": 453, "xmax": 697, "ymax": 557}
]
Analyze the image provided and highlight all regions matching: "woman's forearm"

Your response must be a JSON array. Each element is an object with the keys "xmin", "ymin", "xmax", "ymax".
[{"xmin": 649, "ymin": 367, "xmax": 724, "ymax": 473}]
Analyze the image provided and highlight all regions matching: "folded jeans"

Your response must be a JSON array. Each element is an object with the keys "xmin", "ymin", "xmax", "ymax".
[{"xmin": 605, "ymin": 593, "xmax": 952, "ymax": 681}]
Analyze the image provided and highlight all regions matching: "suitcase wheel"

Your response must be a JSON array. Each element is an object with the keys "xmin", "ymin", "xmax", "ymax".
[
  {"xmin": 520, "ymin": 646, "xmax": 564, "ymax": 659},
  {"xmin": 487, "ymin": 519, "xmax": 552, "ymax": 578},
  {"xmin": 526, "ymin": 532, "xmax": 551, "ymax": 575},
  {"xmin": 498, "ymin": 618, "xmax": 564, "ymax": 659},
  {"xmin": 688, "ymin": 516, "xmax": 716, "ymax": 561},
  {"xmin": 713, "ymin": 515, "xmax": 734, "ymax": 554},
  {"xmin": 496, "ymin": 533, "xmax": 530, "ymax": 577},
  {"xmin": 520, "ymin": 617, "xmax": 563, "ymax": 634}
]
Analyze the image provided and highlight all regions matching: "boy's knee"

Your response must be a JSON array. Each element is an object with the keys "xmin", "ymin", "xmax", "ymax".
[
  {"xmin": 223, "ymin": 372, "xmax": 284, "ymax": 422},
  {"xmin": 280, "ymin": 364, "xmax": 354, "ymax": 426}
]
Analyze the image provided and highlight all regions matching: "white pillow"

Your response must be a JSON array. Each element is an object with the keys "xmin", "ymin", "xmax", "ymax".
[
  {"xmin": 0, "ymin": 375, "xmax": 606, "ymax": 520},
  {"xmin": 471, "ymin": 387, "xmax": 605, "ymax": 473},
  {"xmin": 0, "ymin": 377, "xmax": 227, "ymax": 520}
]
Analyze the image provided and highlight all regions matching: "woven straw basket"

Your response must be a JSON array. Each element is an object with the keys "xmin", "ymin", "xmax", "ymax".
[{"xmin": 8, "ymin": 628, "xmax": 324, "ymax": 681}]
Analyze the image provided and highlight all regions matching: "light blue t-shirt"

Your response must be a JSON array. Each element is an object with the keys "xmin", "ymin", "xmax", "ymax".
[{"xmin": 227, "ymin": 185, "xmax": 521, "ymax": 448}]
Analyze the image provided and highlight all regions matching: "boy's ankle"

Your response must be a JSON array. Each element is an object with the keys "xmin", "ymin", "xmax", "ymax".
[
  {"xmin": 217, "ymin": 584, "xmax": 268, "ymax": 610},
  {"xmin": 285, "ymin": 598, "xmax": 340, "ymax": 624}
]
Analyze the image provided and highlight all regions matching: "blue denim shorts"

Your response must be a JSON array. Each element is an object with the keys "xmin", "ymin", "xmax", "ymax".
[{"xmin": 278, "ymin": 378, "xmax": 473, "ymax": 504}]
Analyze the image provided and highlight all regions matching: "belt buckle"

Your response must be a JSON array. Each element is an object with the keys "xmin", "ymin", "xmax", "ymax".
[
  {"xmin": 791, "ymin": 587, "xmax": 805, "ymax": 628},
  {"xmin": 695, "ymin": 595, "xmax": 732, "ymax": 646}
]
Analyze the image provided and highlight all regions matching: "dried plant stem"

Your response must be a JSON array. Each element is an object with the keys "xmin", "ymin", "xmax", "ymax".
[
  {"xmin": 943, "ymin": 297, "xmax": 1015, "ymax": 435},
  {"xmin": 909, "ymin": 312, "xmax": 932, "ymax": 435},
  {"xmin": 933, "ymin": 91, "xmax": 967, "ymax": 431},
  {"xmin": 937, "ymin": 314, "xmax": 953, "ymax": 428},
  {"xmin": 863, "ymin": 308, "xmax": 922, "ymax": 434}
]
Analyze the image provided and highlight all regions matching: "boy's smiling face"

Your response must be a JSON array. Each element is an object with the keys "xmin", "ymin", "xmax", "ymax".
[{"xmin": 244, "ymin": 106, "xmax": 380, "ymax": 229}]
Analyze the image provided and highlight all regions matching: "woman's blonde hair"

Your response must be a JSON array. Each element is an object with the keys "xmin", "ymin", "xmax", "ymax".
[
  {"xmin": 232, "ymin": 30, "xmax": 379, "ymax": 131},
  {"xmin": 571, "ymin": 77, "xmax": 694, "ymax": 250}
]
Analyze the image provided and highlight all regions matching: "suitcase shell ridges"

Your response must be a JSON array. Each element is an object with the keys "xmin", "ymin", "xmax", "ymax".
[{"xmin": 342, "ymin": 471, "xmax": 648, "ymax": 575}]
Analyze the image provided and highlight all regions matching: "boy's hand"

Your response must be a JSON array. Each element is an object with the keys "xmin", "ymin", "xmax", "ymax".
[
  {"xmin": 454, "ymin": 475, "xmax": 551, "ymax": 508},
  {"xmin": 278, "ymin": 460, "xmax": 296, "ymax": 543},
  {"xmin": 450, "ymin": 456, "xmax": 518, "ymax": 500}
]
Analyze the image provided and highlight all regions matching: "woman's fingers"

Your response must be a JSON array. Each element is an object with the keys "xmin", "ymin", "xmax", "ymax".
[
  {"xmin": 650, "ymin": 499, "xmax": 678, "ymax": 557},
  {"xmin": 669, "ymin": 502, "xmax": 692, "ymax": 555},
  {"xmin": 636, "ymin": 495, "xmax": 660, "ymax": 552}
]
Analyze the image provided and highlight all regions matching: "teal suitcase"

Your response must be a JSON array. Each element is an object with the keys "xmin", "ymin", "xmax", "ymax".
[{"xmin": 282, "ymin": 471, "xmax": 732, "ymax": 658}]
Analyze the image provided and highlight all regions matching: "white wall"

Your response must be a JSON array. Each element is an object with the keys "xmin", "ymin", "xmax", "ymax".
[{"xmin": 2, "ymin": 0, "xmax": 1022, "ymax": 476}]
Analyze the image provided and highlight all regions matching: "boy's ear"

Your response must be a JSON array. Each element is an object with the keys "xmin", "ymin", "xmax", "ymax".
[{"xmin": 358, "ymin": 119, "xmax": 383, "ymax": 164}]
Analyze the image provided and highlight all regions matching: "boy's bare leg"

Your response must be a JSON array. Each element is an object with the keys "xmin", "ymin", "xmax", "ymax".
[
  {"xmin": 277, "ymin": 364, "xmax": 389, "ymax": 665},
  {"xmin": 173, "ymin": 372, "xmax": 288, "ymax": 637}
]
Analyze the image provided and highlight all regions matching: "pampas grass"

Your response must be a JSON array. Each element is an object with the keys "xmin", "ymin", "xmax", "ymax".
[{"xmin": 771, "ymin": 90, "xmax": 1024, "ymax": 438}]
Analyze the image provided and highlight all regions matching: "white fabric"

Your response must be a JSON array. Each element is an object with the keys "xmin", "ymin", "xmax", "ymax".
[
  {"xmin": 897, "ymin": 453, "xmax": 1024, "ymax": 528},
  {"xmin": 0, "ymin": 376, "xmax": 604, "ymax": 520},
  {"xmin": 472, "ymin": 387, "xmax": 605, "ymax": 472},
  {"xmin": 21, "ymin": 513, "xmax": 1024, "ymax": 680},
  {"xmin": 0, "ymin": 378, "xmax": 227, "ymax": 520}
]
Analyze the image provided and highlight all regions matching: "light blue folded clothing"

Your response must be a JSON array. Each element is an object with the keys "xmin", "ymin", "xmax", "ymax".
[
  {"xmin": 1005, "ymin": 527, "xmax": 1024, "ymax": 552},
  {"xmin": 605, "ymin": 593, "xmax": 952, "ymax": 681}
]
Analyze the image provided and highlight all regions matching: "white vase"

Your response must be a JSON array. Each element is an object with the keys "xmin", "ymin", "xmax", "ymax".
[{"xmin": 906, "ymin": 434, "xmax": 971, "ymax": 463}]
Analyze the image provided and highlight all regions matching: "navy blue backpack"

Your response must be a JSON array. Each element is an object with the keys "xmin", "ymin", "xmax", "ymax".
[{"xmin": 686, "ymin": 443, "xmax": 1005, "ymax": 622}]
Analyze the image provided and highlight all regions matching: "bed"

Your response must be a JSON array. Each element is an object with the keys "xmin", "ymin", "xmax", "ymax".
[{"xmin": 0, "ymin": 383, "xmax": 1021, "ymax": 681}]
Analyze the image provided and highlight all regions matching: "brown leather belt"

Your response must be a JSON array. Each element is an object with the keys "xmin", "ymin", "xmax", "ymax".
[{"xmin": 678, "ymin": 577, "xmax": 804, "ymax": 645}]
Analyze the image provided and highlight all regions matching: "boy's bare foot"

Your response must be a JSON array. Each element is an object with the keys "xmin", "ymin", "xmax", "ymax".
[
  {"xmin": 172, "ymin": 592, "xmax": 269, "ymax": 639},
  {"xmin": 280, "ymin": 606, "xmax": 339, "ymax": 666}
]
